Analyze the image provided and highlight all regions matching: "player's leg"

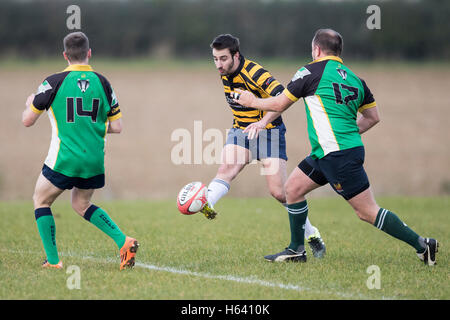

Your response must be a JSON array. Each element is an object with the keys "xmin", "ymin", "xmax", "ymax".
[
  {"xmin": 284, "ymin": 166, "xmax": 324, "ymax": 252},
  {"xmin": 260, "ymin": 157, "xmax": 287, "ymax": 203},
  {"xmin": 203, "ymin": 143, "xmax": 250, "ymax": 219},
  {"xmin": 260, "ymin": 157, "xmax": 325, "ymax": 257},
  {"xmin": 347, "ymin": 187, "xmax": 438, "ymax": 265},
  {"xmin": 72, "ymin": 174, "xmax": 139, "ymax": 270},
  {"xmin": 321, "ymin": 146, "xmax": 438, "ymax": 265},
  {"xmin": 33, "ymin": 172, "xmax": 65, "ymax": 267},
  {"xmin": 264, "ymin": 163, "xmax": 325, "ymax": 262},
  {"xmin": 71, "ymin": 186, "xmax": 126, "ymax": 248},
  {"xmin": 259, "ymin": 124, "xmax": 324, "ymax": 249}
]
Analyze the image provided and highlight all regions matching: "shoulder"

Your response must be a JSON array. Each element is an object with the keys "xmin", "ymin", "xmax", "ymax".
[
  {"xmin": 300, "ymin": 60, "xmax": 328, "ymax": 78},
  {"xmin": 92, "ymin": 71, "xmax": 119, "ymax": 107},
  {"xmin": 92, "ymin": 71, "xmax": 112, "ymax": 86},
  {"xmin": 284, "ymin": 61, "xmax": 329, "ymax": 100},
  {"xmin": 35, "ymin": 71, "xmax": 70, "ymax": 97},
  {"xmin": 43, "ymin": 71, "xmax": 71, "ymax": 86},
  {"xmin": 92, "ymin": 71, "xmax": 114, "ymax": 94},
  {"xmin": 243, "ymin": 59, "xmax": 263, "ymax": 72},
  {"xmin": 243, "ymin": 59, "xmax": 268, "ymax": 78}
]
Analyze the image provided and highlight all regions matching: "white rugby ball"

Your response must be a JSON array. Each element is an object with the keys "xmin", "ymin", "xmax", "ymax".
[{"xmin": 177, "ymin": 182, "xmax": 208, "ymax": 215}]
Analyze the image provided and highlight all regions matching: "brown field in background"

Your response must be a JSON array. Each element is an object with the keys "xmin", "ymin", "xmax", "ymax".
[{"xmin": 1, "ymin": 62, "xmax": 449, "ymax": 201}]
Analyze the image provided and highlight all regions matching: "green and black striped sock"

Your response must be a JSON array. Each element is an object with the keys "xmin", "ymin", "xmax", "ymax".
[
  {"xmin": 374, "ymin": 208, "xmax": 425, "ymax": 252},
  {"xmin": 83, "ymin": 205, "xmax": 126, "ymax": 249},
  {"xmin": 35, "ymin": 207, "xmax": 59, "ymax": 264},
  {"xmin": 287, "ymin": 200, "xmax": 308, "ymax": 252}
]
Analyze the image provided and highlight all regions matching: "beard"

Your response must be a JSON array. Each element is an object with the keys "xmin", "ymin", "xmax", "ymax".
[{"xmin": 218, "ymin": 59, "xmax": 235, "ymax": 76}]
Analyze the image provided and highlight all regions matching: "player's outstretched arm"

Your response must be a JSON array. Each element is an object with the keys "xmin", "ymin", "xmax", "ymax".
[
  {"xmin": 358, "ymin": 106, "xmax": 380, "ymax": 134},
  {"xmin": 22, "ymin": 93, "xmax": 41, "ymax": 127},
  {"xmin": 107, "ymin": 118, "xmax": 123, "ymax": 134},
  {"xmin": 243, "ymin": 111, "xmax": 281, "ymax": 139},
  {"xmin": 232, "ymin": 89, "xmax": 294, "ymax": 113}
]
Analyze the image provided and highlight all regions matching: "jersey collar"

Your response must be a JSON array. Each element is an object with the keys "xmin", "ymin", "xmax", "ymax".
[
  {"xmin": 63, "ymin": 64, "xmax": 94, "ymax": 72},
  {"xmin": 309, "ymin": 55, "xmax": 343, "ymax": 64}
]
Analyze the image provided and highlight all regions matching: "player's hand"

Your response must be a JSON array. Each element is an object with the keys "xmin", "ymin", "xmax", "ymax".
[
  {"xmin": 25, "ymin": 93, "xmax": 35, "ymax": 108},
  {"xmin": 243, "ymin": 121, "xmax": 266, "ymax": 140},
  {"xmin": 232, "ymin": 89, "xmax": 255, "ymax": 108}
]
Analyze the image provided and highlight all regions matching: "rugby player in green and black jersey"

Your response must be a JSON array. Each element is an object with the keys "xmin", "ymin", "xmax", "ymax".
[
  {"xmin": 22, "ymin": 32, "xmax": 139, "ymax": 270},
  {"xmin": 234, "ymin": 29, "xmax": 438, "ymax": 265}
]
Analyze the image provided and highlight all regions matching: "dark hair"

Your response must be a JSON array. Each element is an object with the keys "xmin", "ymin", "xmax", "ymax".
[
  {"xmin": 312, "ymin": 29, "xmax": 343, "ymax": 56},
  {"xmin": 63, "ymin": 32, "xmax": 90, "ymax": 62},
  {"xmin": 210, "ymin": 34, "xmax": 240, "ymax": 56}
]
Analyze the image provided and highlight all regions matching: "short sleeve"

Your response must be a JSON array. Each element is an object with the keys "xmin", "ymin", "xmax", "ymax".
[
  {"xmin": 358, "ymin": 78, "xmax": 376, "ymax": 112},
  {"xmin": 284, "ymin": 66, "xmax": 313, "ymax": 102},
  {"xmin": 32, "ymin": 77, "xmax": 57, "ymax": 114},
  {"xmin": 94, "ymin": 72, "xmax": 122, "ymax": 121},
  {"xmin": 106, "ymin": 86, "xmax": 121, "ymax": 121}
]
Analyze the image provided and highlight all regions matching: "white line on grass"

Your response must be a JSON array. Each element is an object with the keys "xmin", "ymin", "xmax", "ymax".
[{"xmin": 5, "ymin": 249, "xmax": 394, "ymax": 299}]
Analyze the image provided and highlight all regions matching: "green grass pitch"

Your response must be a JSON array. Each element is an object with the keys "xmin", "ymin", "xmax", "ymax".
[{"xmin": 0, "ymin": 197, "xmax": 448, "ymax": 300}]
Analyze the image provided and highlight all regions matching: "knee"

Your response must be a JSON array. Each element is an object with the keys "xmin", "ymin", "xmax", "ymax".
[
  {"xmin": 355, "ymin": 209, "xmax": 369, "ymax": 222},
  {"xmin": 284, "ymin": 182, "xmax": 304, "ymax": 203},
  {"xmin": 354, "ymin": 208, "xmax": 376, "ymax": 224},
  {"xmin": 32, "ymin": 193, "xmax": 39, "ymax": 208},
  {"xmin": 71, "ymin": 199, "xmax": 90, "ymax": 216},
  {"xmin": 33, "ymin": 192, "xmax": 49, "ymax": 209},
  {"xmin": 217, "ymin": 164, "xmax": 240, "ymax": 182},
  {"xmin": 269, "ymin": 188, "xmax": 286, "ymax": 203}
]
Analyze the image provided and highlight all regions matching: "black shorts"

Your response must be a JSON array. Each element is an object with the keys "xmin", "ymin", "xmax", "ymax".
[
  {"xmin": 298, "ymin": 146, "xmax": 370, "ymax": 200},
  {"xmin": 42, "ymin": 164, "xmax": 105, "ymax": 190}
]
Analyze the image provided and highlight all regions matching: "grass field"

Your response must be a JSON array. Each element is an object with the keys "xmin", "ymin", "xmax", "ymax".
[{"xmin": 1, "ymin": 196, "xmax": 448, "ymax": 300}]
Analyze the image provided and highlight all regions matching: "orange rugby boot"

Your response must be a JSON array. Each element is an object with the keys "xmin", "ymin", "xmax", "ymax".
[
  {"xmin": 42, "ymin": 259, "xmax": 63, "ymax": 269},
  {"xmin": 119, "ymin": 236, "xmax": 139, "ymax": 270}
]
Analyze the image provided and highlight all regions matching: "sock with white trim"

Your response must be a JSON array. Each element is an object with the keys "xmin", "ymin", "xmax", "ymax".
[
  {"xmin": 374, "ymin": 208, "xmax": 425, "ymax": 252},
  {"xmin": 287, "ymin": 200, "xmax": 308, "ymax": 252},
  {"xmin": 207, "ymin": 178, "xmax": 230, "ymax": 207},
  {"xmin": 283, "ymin": 203, "xmax": 315, "ymax": 239}
]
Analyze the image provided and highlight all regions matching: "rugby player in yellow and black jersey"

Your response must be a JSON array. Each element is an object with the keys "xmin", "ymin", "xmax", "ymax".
[
  {"xmin": 200, "ymin": 34, "xmax": 326, "ymax": 259},
  {"xmin": 220, "ymin": 51, "xmax": 284, "ymax": 130}
]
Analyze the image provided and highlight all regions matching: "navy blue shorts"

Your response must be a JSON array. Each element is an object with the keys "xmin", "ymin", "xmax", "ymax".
[
  {"xmin": 298, "ymin": 146, "xmax": 370, "ymax": 200},
  {"xmin": 225, "ymin": 123, "xmax": 288, "ymax": 161},
  {"xmin": 42, "ymin": 164, "xmax": 105, "ymax": 190}
]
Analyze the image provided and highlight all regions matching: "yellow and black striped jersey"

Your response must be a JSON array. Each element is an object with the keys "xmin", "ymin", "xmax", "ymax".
[{"xmin": 221, "ymin": 56, "xmax": 284, "ymax": 129}]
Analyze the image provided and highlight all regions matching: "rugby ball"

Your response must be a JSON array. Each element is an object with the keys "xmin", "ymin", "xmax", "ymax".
[{"xmin": 177, "ymin": 182, "xmax": 208, "ymax": 215}]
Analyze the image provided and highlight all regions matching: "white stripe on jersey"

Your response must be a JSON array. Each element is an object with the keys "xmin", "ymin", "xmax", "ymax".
[
  {"xmin": 305, "ymin": 95, "xmax": 340, "ymax": 156},
  {"xmin": 44, "ymin": 107, "xmax": 60, "ymax": 169}
]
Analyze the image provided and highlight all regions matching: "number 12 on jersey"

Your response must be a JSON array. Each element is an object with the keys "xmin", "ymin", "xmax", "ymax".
[{"xmin": 66, "ymin": 97, "xmax": 99, "ymax": 123}]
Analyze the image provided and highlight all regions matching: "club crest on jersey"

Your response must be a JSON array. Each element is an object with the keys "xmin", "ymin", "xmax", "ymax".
[
  {"xmin": 77, "ymin": 79, "xmax": 90, "ymax": 93},
  {"xmin": 337, "ymin": 68, "xmax": 347, "ymax": 80},
  {"xmin": 265, "ymin": 77, "xmax": 275, "ymax": 87},
  {"xmin": 36, "ymin": 80, "xmax": 52, "ymax": 95},
  {"xmin": 291, "ymin": 67, "xmax": 311, "ymax": 82}
]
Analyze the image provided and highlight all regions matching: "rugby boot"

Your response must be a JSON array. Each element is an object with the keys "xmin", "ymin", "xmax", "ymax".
[
  {"xmin": 42, "ymin": 259, "xmax": 63, "ymax": 269},
  {"xmin": 307, "ymin": 227, "xmax": 326, "ymax": 258},
  {"xmin": 120, "ymin": 236, "xmax": 139, "ymax": 270},
  {"xmin": 264, "ymin": 248, "xmax": 307, "ymax": 263},
  {"xmin": 201, "ymin": 202, "xmax": 218, "ymax": 220},
  {"xmin": 417, "ymin": 238, "xmax": 439, "ymax": 266}
]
